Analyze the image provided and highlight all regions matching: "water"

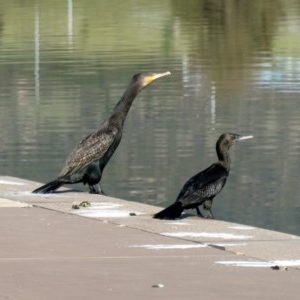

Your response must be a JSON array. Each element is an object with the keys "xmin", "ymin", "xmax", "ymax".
[{"xmin": 1, "ymin": 0, "xmax": 300, "ymax": 235}]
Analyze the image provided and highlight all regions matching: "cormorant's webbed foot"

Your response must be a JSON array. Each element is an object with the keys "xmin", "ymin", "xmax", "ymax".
[
  {"xmin": 205, "ymin": 210, "xmax": 214, "ymax": 219},
  {"xmin": 89, "ymin": 184, "xmax": 106, "ymax": 195}
]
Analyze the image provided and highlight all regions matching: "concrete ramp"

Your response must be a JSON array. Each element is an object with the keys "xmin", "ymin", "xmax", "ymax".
[{"xmin": 0, "ymin": 176, "xmax": 300, "ymax": 300}]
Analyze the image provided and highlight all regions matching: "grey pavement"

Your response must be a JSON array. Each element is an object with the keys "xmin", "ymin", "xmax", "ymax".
[{"xmin": 0, "ymin": 176, "xmax": 300, "ymax": 300}]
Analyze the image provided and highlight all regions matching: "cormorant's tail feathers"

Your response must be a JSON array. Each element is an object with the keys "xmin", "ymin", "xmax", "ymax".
[
  {"xmin": 32, "ymin": 179, "xmax": 64, "ymax": 194},
  {"xmin": 153, "ymin": 202, "xmax": 184, "ymax": 220}
]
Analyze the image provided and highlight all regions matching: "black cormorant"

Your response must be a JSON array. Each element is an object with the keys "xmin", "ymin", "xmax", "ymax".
[
  {"xmin": 153, "ymin": 133, "xmax": 253, "ymax": 220},
  {"xmin": 32, "ymin": 71, "xmax": 171, "ymax": 194}
]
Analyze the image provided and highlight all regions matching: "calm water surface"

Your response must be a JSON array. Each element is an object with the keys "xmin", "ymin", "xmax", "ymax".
[{"xmin": 1, "ymin": 0, "xmax": 300, "ymax": 235}]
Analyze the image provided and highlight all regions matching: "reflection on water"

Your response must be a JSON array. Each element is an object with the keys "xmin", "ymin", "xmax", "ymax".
[{"xmin": 1, "ymin": 0, "xmax": 300, "ymax": 235}]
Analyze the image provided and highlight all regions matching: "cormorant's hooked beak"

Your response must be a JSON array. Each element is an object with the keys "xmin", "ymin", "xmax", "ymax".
[
  {"xmin": 237, "ymin": 135, "xmax": 254, "ymax": 142},
  {"xmin": 144, "ymin": 71, "xmax": 171, "ymax": 86}
]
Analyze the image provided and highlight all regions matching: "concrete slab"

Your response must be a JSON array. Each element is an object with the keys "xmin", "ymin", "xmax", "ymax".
[
  {"xmin": 2, "ymin": 176, "xmax": 300, "ymax": 262},
  {"xmin": 0, "ymin": 176, "xmax": 300, "ymax": 300},
  {"xmin": 0, "ymin": 197, "xmax": 31, "ymax": 208}
]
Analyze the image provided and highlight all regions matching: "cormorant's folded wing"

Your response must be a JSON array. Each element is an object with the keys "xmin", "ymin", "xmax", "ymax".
[
  {"xmin": 176, "ymin": 163, "xmax": 228, "ymax": 206},
  {"xmin": 59, "ymin": 125, "xmax": 119, "ymax": 177}
]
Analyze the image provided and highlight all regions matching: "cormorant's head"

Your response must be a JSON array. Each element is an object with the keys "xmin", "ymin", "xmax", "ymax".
[
  {"xmin": 132, "ymin": 71, "xmax": 171, "ymax": 89},
  {"xmin": 218, "ymin": 133, "xmax": 253, "ymax": 149}
]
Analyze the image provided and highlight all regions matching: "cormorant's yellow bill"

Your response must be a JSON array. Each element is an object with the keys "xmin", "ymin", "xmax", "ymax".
[{"xmin": 143, "ymin": 71, "xmax": 171, "ymax": 86}]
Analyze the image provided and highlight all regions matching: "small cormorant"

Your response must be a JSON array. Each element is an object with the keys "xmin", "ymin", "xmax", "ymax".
[
  {"xmin": 153, "ymin": 133, "xmax": 253, "ymax": 220},
  {"xmin": 32, "ymin": 71, "xmax": 171, "ymax": 194}
]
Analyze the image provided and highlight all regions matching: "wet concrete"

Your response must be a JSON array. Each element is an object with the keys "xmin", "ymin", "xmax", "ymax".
[{"xmin": 0, "ymin": 176, "xmax": 299, "ymax": 300}]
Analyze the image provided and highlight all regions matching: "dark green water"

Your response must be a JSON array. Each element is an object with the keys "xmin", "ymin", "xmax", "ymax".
[{"xmin": 1, "ymin": 0, "xmax": 300, "ymax": 235}]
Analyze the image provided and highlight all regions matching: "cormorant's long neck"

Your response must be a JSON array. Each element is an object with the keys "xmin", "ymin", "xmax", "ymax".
[
  {"xmin": 217, "ymin": 145, "xmax": 231, "ymax": 172},
  {"xmin": 109, "ymin": 83, "xmax": 140, "ymax": 125}
]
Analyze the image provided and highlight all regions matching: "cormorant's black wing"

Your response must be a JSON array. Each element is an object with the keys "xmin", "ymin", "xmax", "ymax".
[
  {"xmin": 176, "ymin": 163, "xmax": 228, "ymax": 207},
  {"xmin": 59, "ymin": 122, "xmax": 119, "ymax": 177}
]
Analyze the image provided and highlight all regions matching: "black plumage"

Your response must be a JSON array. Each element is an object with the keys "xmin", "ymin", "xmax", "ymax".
[
  {"xmin": 153, "ymin": 133, "xmax": 253, "ymax": 220},
  {"xmin": 32, "ymin": 71, "xmax": 171, "ymax": 194}
]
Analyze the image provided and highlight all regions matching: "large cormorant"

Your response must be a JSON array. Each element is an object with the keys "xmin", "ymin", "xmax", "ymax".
[
  {"xmin": 32, "ymin": 71, "xmax": 171, "ymax": 194},
  {"xmin": 153, "ymin": 133, "xmax": 253, "ymax": 220}
]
